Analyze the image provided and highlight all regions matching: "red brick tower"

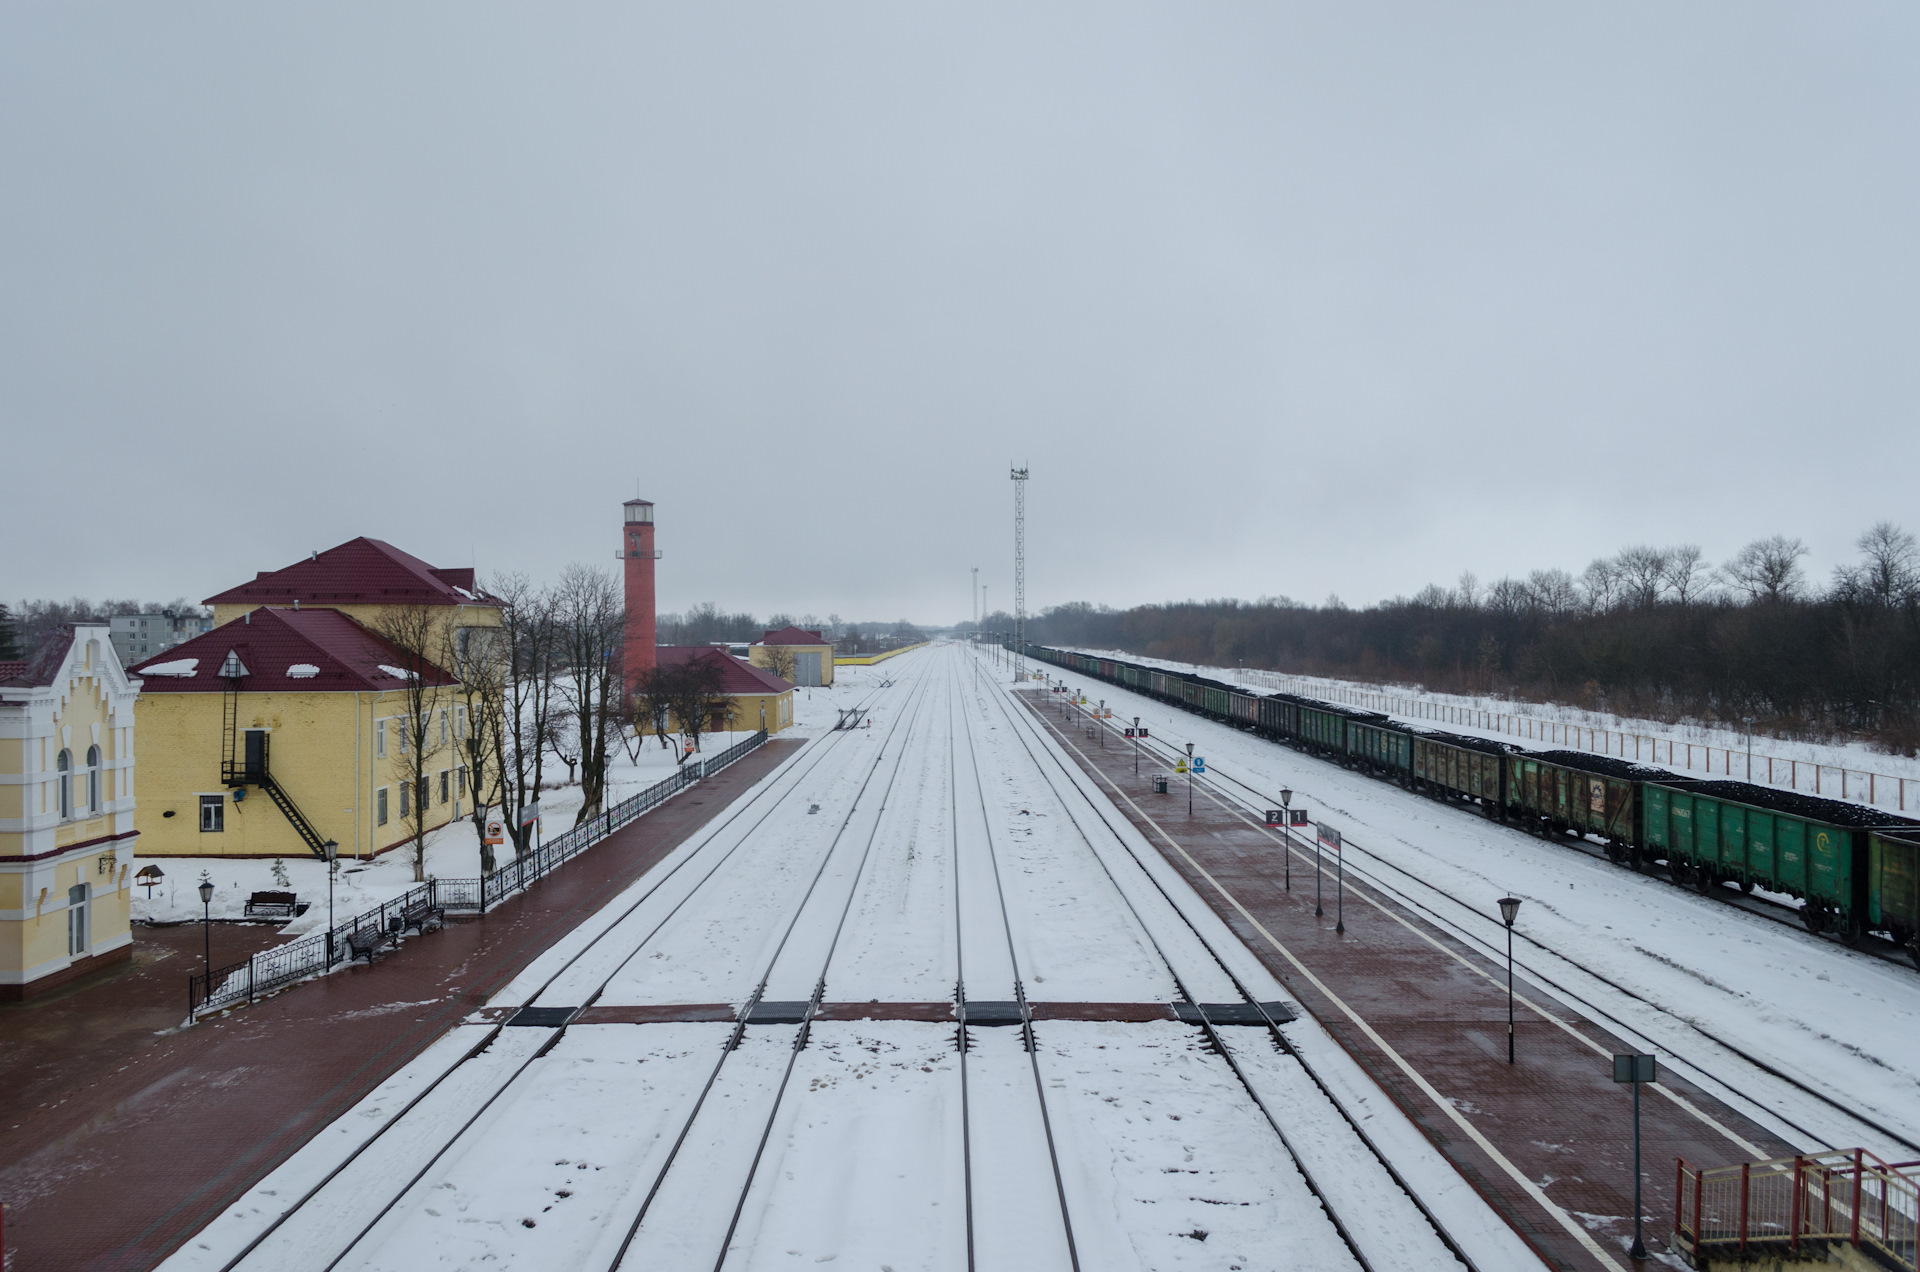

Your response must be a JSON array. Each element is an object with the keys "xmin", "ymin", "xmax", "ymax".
[{"xmin": 622, "ymin": 498, "xmax": 656, "ymax": 693}]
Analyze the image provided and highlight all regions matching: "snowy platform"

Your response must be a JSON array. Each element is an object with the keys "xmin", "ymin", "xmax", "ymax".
[{"xmin": 1023, "ymin": 670, "xmax": 1920, "ymax": 1271}]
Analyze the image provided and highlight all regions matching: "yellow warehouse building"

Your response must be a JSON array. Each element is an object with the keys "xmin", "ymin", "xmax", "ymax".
[{"xmin": 1, "ymin": 625, "xmax": 141, "ymax": 998}]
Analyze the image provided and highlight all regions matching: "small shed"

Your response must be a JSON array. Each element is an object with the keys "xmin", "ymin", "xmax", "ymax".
[{"xmin": 751, "ymin": 626, "xmax": 835, "ymax": 687}]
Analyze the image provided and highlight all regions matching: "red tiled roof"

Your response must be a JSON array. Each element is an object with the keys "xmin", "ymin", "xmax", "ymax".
[
  {"xmin": 203, "ymin": 538, "xmax": 499, "ymax": 609},
  {"xmin": 759, "ymin": 625, "xmax": 831, "ymax": 646},
  {"xmin": 129, "ymin": 608, "xmax": 457, "ymax": 694},
  {"xmin": 0, "ymin": 629, "xmax": 75, "ymax": 689},
  {"xmin": 655, "ymin": 646, "xmax": 794, "ymax": 694}
]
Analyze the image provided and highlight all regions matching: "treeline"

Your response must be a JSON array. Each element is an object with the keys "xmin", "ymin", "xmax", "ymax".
[
  {"xmin": 982, "ymin": 524, "xmax": 1920, "ymax": 754},
  {"xmin": 1, "ymin": 597, "xmax": 210, "ymax": 659},
  {"xmin": 656, "ymin": 604, "xmax": 920, "ymax": 651}
]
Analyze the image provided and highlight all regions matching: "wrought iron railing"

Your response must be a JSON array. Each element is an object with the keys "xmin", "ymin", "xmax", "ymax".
[
  {"xmin": 1676, "ymin": 1149, "xmax": 1919, "ymax": 1271},
  {"xmin": 186, "ymin": 730, "xmax": 768, "ymax": 1019}
]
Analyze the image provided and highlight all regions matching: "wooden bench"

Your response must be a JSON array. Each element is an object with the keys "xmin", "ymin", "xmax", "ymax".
[
  {"xmin": 346, "ymin": 927, "xmax": 396, "ymax": 963},
  {"xmin": 395, "ymin": 899, "xmax": 445, "ymax": 935},
  {"xmin": 244, "ymin": 890, "xmax": 299, "ymax": 920}
]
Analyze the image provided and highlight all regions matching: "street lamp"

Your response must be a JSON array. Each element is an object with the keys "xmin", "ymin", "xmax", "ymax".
[
  {"xmin": 1279, "ymin": 789, "xmax": 1293, "ymax": 891},
  {"xmin": 1133, "ymin": 717, "xmax": 1141, "ymax": 777},
  {"xmin": 1743, "ymin": 716, "xmax": 1755, "ymax": 781},
  {"xmin": 324, "ymin": 839, "xmax": 338, "ymax": 966},
  {"xmin": 1185, "ymin": 742, "xmax": 1195, "ymax": 817},
  {"xmin": 1498, "ymin": 896, "xmax": 1522, "ymax": 1063},
  {"xmin": 198, "ymin": 879, "xmax": 215, "ymax": 985}
]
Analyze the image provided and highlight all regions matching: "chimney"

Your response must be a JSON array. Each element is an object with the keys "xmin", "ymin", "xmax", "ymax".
[{"xmin": 622, "ymin": 498, "xmax": 657, "ymax": 693}]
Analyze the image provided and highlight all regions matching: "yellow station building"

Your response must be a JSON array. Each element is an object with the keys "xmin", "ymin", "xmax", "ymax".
[
  {"xmin": 131, "ymin": 539, "xmax": 502, "ymax": 862},
  {"xmin": 0, "ymin": 625, "xmax": 141, "ymax": 998},
  {"xmin": 749, "ymin": 625, "xmax": 835, "ymax": 687}
]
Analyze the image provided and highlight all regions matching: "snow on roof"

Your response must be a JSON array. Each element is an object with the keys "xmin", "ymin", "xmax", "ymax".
[
  {"xmin": 139, "ymin": 658, "xmax": 199, "ymax": 678},
  {"xmin": 131, "ymin": 608, "xmax": 456, "ymax": 693}
]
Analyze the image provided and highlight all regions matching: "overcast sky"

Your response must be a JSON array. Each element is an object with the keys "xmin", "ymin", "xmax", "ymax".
[{"xmin": 5, "ymin": 4, "xmax": 1915, "ymax": 624}]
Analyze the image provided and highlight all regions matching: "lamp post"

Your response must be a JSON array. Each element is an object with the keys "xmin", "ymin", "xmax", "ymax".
[
  {"xmin": 1498, "ymin": 896, "xmax": 1521, "ymax": 1062},
  {"xmin": 1333, "ymin": 827, "xmax": 1346, "ymax": 934},
  {"xmin": 198, "ymin": 879, "xmax": 214, "ymax": 985},
  {"xmin": 1185, "ymin": 742, "xmax": 1195, "ymax": 817},
  {"xmin": 1279, "ymin": 789, "xmax": 1293, "ymax": 891},
  {"xmin": 1613, "ymin": 1053, "xmax": 1657, "ymax": 1260},
  {"xmin": 1099, "ymin": 700, "xmax": 1105, "ymax": 748},
  {"xmin": 1314, "ymin": 823, "xmax": 1325, "ymax": 917},
  {"xmin": 1743, "ymin": 716, "xmax": 1755, "ymax": 781},
  {"xmin": 324, "ymin": 839, "xmax": 338, "ymax": 966},
  {"xmin": 1133, "ymin": 717, "xmax": 1141, "ymax": 777}
]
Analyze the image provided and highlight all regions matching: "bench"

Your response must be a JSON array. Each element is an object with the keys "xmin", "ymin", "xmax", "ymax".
[
  {"xmin": 394, "ymin": 899, "xmax": 445, "ymax": 936},
  {"xmin": 346, "ymin": 926, "xmax": 396, "ymax": 963},
  {"xmin": 244, "ymin": 890, "xmax": 298, "ymax": 920}
]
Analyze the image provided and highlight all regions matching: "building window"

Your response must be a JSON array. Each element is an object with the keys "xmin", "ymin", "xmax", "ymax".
[
  {"xmin": 456, "ymin": 766, "xmax": 467, "ymax": 798},
  {"xmin": 86, "ymin": 744, "xmax": 102, "ymax": 813},
  {"xmin": 456, "ymin": 706, "xmax": 467, "ymax": 739},
  {"xmin": 399, "ymin": 781, "xmax": 410, "ymax": 818},
  {"xmin": 377, "ymin": 787, "xmax": 389, "ymax": 826},
  {"xmin": 375, "ymin": 719, "xmax": 387, "ymax": 758},
  {"xmin": 439, "ymin": 770, "xmax": 449, "ymax": 804},
  {"xmin": 439, "ymin": 710, "xmax": 449, "ymax": 745},
  {"xmin": 57, "ymin": 749, "xmax": 73, "ymax": 819},
  {"xmin": 199, "ymin": 795, "xmax": 224, "ymax": 832},
  {"xmin": 68, "ymin": 883, "xmax": 88, "ymax": 956}
]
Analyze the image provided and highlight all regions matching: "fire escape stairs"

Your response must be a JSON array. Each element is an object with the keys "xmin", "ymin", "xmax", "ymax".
[{"xmin": 221, "ymin": 668, "xmax": 330, "ymax": 861}]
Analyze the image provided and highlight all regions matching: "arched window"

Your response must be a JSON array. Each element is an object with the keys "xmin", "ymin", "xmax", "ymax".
[
  {"xmin": 56, "ymin": 749, "xmax": 72, "ymax": 819},
  {"xmin": 86, "ymin": 744, "xmax": 102, "ymax": 813}
]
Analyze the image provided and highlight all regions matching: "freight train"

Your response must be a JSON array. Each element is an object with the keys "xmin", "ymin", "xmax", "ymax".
[{"xmin": 1019, "ymin": 643, "xmax": 1920, "ymax": 968}]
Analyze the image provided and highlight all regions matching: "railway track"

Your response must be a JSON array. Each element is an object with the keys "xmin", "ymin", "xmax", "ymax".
[
  {"xmin": 1045, "ymin": 679, "xmax": 1920, "ymax": 1161},
  {"xmin": 164, "ymin": 661, "xmax": 922, "ymax": 1272},
  {"xmin": 971, "ymin": 663, "xmax": 1475, "ymax": 1272},
  {"xmin": 164, "ymin": 645, "xmax": 1513, "ymax": 1272}
]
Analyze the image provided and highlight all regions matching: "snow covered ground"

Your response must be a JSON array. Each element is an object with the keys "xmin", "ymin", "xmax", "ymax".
[
  {"xmin": 1034, "ymin": 658, "xmax": 1920, "ymax": 1163},
  {"xmin": 1061, "ymin": 646, "xmax": 1920, "ymax": 809},
  {"xmin": 156, "ymin": 644, "xmax": 1535, "ymax": 1272}
]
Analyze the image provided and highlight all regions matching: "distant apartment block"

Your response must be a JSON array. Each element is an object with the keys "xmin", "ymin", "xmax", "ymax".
[{"xmin": 110, "ymin": 611, "xmax": 213, "ymax": 666}]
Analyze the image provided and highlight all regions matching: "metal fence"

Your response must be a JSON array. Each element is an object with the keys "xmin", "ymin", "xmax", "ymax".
[
  {"xmin": 1675, "ymin": 1150, "xmax": 1918, "ymax": 1271},
  {"xmin": 186, "ymin": 730, "xmax": 768, "ymax": 1018}
]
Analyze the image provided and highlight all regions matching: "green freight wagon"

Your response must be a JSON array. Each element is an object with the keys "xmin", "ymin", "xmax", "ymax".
[
  {"xmin": 1643, "ymin": 778, "xmax": 1910, "ymax": 939},
  {"xmin": 1412, "ymin": 731, "xmax": 1510, "ymax": 816},
  {"xmin": 1347, "ymin": 718, "xmax": 1413, "ymax": 780},
  {"xmin": 1504, "ymin": 750, "xmax": 1656, "ymax": 856},
  {"xmin": 1868, "ymin": 831, "xmax": 1920, "ymax": 966}
]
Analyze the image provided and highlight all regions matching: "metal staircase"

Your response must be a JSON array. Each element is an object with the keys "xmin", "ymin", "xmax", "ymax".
[{"xmin": 219, "ymin": 666, "xmax": 330, "ymax": 860}]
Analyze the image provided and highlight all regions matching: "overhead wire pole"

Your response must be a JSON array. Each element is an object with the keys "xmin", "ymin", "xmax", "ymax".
[{"xmin": 1011, "ymin": 465, "xmax": 1028, "ymax": 684}]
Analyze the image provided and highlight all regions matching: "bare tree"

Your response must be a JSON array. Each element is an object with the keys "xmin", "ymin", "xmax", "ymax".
[
  {"xmin": 665, "ymin": 654, "xmax": 730, "ymax": 759},
  {"xmin": 1719, "ymin": 535, "xmax": 1809, "ymax": 602},
  {"xmin": 441, "ymin": 619, "xmax": 506, "ymax": 876},
  {"xmin": 553, "ymin": 564, "xmax": 624, "ymax": 823},
  {"xmin": 758, "ymin": 643, "xmax": 797, "ymax": 682},
  {"xmin": 374, "ymin": 605, "xmax": 452, "ymax": 883},
  {"xmin": 1833, "ymin": 522, "xmax": 1920, "ymax": 606},
  {"xmin": 1614, "ymin": 546, "xmax": 1671, "ymax": 609},
  {"xmin": 489, "ymin": 573, "xmax": 561, "ymax": 859},
  {"xmin": 1663, "ymin": 544, "xmax": 1711, "ymax": 606},
  {"xmin": 630, "ymin": 664, "xmax": 674, "ymax": 750},
  {"xmin": 1453, "ymin": 571, "xmax": 1480, "ymax": 610},
  {"xmin": 1526, "ymin": 568, "xmax": 1579, "ymax": 614},
  {"xmin": 1579, "ymin": 557, "xmax": 1621, "ymax": 612},
  {"xmin": 544, "ymin": 710, "xmax": 579, "ymax": 785}
]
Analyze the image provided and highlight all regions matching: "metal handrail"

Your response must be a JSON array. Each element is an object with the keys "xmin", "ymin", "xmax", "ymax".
[
  {"xmin": 185, "ymin": 729, "xmax": 769, "ymax": 1019},
  {"xmin": 1676, "ymin": 1149, "xmax": 1918, "ymax": 1272}
]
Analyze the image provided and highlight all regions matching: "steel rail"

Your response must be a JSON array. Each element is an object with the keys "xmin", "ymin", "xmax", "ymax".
[
  {"xmin": 1083, "ymin": 684, "xmax": 1920, "ymax": 1159},
  {"xmin": 703, "ymin": 658, "xmax": 947, "ymax": 1271},
  {"xmin": 953, "ymin": 654, "xmax": 1084, "ymax": 1272},
  {"xmin": 977, "ymin": 657, "xmax": 1464, "ymax": 1272},
  {"xmin": 208, "ymin": 661, "xmax": 915, "ymax": 1272}
]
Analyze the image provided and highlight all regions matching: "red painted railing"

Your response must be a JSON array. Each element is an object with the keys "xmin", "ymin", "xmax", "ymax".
[{"xmin": 1676, "ymin": 1149, "xmax": 1918, "ymax": 1271}]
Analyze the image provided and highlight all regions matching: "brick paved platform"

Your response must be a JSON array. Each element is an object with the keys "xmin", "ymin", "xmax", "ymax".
[
  {"xmin": 1021, "ymin": 692, "xmax": 1796, "ymax": 1272},
  {"xmin": 0, "ymin": 740, "xmax": 799, "ymax": 1272}
]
